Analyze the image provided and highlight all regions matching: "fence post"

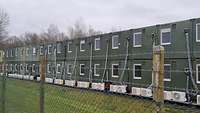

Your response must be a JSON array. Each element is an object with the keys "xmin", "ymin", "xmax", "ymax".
[
  {"xmin": 40, "ymin": 55, "xmax": 46, "ymax": 113},
  {"xmin": 152, "ymin": 46, "xmax": 164, "ymax": 113},
  {"xmin": 1, "ymin": 62, "xmax": 6, "ymax": 113}
]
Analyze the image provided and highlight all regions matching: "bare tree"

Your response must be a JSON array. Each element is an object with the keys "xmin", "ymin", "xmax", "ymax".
[
  {"xmin": 0, "ymin": 8, "xmax": 9, "ymax": 48},
  {"xmin": 67, "ymin": 18, "xmax": 102, "ymax": 39}
]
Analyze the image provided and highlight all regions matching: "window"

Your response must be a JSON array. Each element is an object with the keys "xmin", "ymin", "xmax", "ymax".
[
  {"xmin": 26, "ymin": 64, "xmax": 28, "ymax": 72},
  {"xmin": 196, "ymin": 64, "xmax": 200, "ymax": 83},
  {"xmin": 164, "ymin": 64, "xmax": 171, "ymax": 81},
  {"xmin": 68, "ymin": 41, "xmax": 72, "ymax": 53},
  {"xmin": 196, "ymin": 23, "xmax": 200, "ymax": 42},
  {"xmin": 47, "ymin": 64, "xmax": 51, "ymax": 73},
  {"xmin": 57, "ymin": 43, "xmax": 61, "ymax": 53},
  {"xmin": 112, "ymin": 64, "xmax": 119, "ymax": 78},
  {"xmin": 67, "ymin": 64, "xmax": 73, "ymax": 74},
  {"xmin": 57, "ymin": 64, "xmax": 61, "ymax": 74},
  {"xmin": 33, "ymin": 48, "xmax": 36, "ymax": 55},
  {"xmin": 133, "ymin": 32, "xmax": 142, "ymax": 47},
  {"xmin": 80, "ymin": 64, "xmax": 85, "ymax": 75},
  {"xmin": 26, "ymin": 48, "xmax": 29, "ymax": 56},
  {"xmin": 15, "ymin": 64, "xmax": 17, "ymax": 71},
  {"xmin": 32, "ymin": 64, "xmax": 35, "ymax": 72},
  {"xmin": 133, "ymin": 64, "xmax": 142, "ymax": 79},
  {"xmin": 10, "ymin": 64, "xmax": 13, "ymax": 71},
  {"xmin": 20, "ymin": 64, "xmax": 23, "ymax": 71},
  {"xmin": 95, "ymin": 38, "xmax": 100, "ymax": 50},
  {"xmin": 112, "ymin": 35, "xmax": 119, "ymax": 49},
  {"xmin": 80, "ymin": 40, "xmax": 85, "ymax": 52},
  {"xmin": 10, "ymin": 49, "xmax": 13, "ymax": 57},
  {"xmin": 48, "ymin": 45, "xmax": 52, "ymax": 54},
  {"xmin": 40, "ymin": 46, "xmax": 43, "ymax": 55},
  {"xmin": 94, "ymin": 64, "xmax": 100, "ymax": 76},
  {"xmin": 6, "ymin": 50, "xmax": 8, "ymax": 58},
  {"xmin": 15, "ymin": 48, "xmax": 18, "ymax": 57},
  {"xmin": 161, "ymin": 28, "xmax": 171, "ymax": 45}
]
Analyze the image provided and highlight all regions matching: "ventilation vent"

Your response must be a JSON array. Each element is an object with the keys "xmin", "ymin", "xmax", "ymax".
[
  {"xmin": 54, "ymin": 79, "xmax": 63, "ymax": 85},
  {"xmin": 140, "ymin": 88, "xmax": 152, "ymax": 97},
  {"xmin": 77, "ymin": 81, "xmax": 90, "ymax": 88},
  {"xmin": 65, "ymin": 80, "xmax": 76, "ymax": 87},
  {"xmin": 110, "ymin": 85, "xmax": 127, "ymax": 93},
  {"xmin": 164, "ymin": 91, "xmax": 173, "ymax": 100},
  {"xmin": 131, "ymin": 87, "xmax": 141, "ymax": 96},
  {"xmin": 45, "ymin": 78, "xmax": 53, "ymax": 83},
  {"xmin": 172, "ymin": 91, "xmax": 186, "ymax": 102},
  {"xmin": 91, "ymin": 83, "xmax": 105, "ymax": 91}
]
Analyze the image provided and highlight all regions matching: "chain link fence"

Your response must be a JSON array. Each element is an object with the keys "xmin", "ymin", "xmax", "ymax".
[{"xmin": 0, "ymin": 75, "xmax": 200, "ymax": 113}]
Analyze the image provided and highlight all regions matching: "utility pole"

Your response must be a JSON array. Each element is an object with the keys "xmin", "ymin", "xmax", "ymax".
[
  {"xmin": 152, "ymin": 46, "xmax": 164, "ymax": 113},
  {"xmin": 40, "ymin": 49, "xmax": 46, "ymax": 113}
]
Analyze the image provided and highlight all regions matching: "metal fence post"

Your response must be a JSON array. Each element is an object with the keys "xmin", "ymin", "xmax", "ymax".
[
  {"xmin": 40, "ymin": 55, "xmax": 46, "ymax": 113},
  {"xmin": 1, "ymin": 63, "xmax": 6, "ymax": 113},
  {"xmin": 152, "ymin": 46, "xmax": 164, "ymax": 113}
]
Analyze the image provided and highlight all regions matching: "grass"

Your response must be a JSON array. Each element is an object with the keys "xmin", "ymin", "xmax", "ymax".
[{"xmin": 0, "ymin": 77, "xmax": 197, "ymax": 113}]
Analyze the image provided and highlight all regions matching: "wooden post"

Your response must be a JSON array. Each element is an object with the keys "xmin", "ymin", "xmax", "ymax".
[
  {"xmin": 40, "ymin": 55, "xmax": 46, "ymax": 113},
  {"xmin": 152, "ymin": 46, "xmax": 164, "ymax": 113}
]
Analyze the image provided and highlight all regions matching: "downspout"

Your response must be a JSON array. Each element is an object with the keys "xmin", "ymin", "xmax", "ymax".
[
  {"xmin": 101, "ymin": 40, "xmax": 109, "ymax": 82},
  {"xmin": 184, "ymin": 29, "xmax": 199, "ymax": 96},
  {"xmin": 89, "ymin": 42, "xmax": 93, "ymax": 82},
  {"xmin": 71, "ymin": 45, "xmax": 78, "ymax": 80},
  {"xmin": 119, "ymin": 38, "xmax": 129, "ymax": 85}
]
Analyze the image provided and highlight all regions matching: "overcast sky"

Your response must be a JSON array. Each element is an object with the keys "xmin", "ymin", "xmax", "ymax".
[{"xmin": 0, "ymin": 0, "xmax": 200, "ymax": 36}]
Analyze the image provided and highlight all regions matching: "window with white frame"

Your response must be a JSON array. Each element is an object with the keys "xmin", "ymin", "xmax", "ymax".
[
  {"xmin": 112, "ymin": 64, "xmax": 119, "ymax": 78},
  {"xmin": 40, "ymin": 46, "xmax": 43, "ymax": 55},
  {"xmin": 196, "ymin": 23, "xmax": 200, "ymax": 42},
  {"xmin": 196, "ymin": 64, "xmax": 200, "ymax": 83},
  {"xmin": 57, "ymin": 43, "xmax": 61, "ymax": 53},
  {"xmin": 133, "ymin": 64, "xmax": 142, "ymax": 79},
  {"xmin": 80, "ymin": 40, "xmax": 85, "ymax": 52},
  {"xmin": 68, "ymin": 41, "xmax": 72, "ymax": 53},
  {"xmin": 15, "ymin": 64, "xmax": 17, "ymax": 71},
  {"xmin": 67, "ymin": 64, "xmax": 72, "ymax": 74},
  {"xmin": 80, "ymin": 64, "xmax": 85, "ymax": 75},
  {"xmin": 20, "ymin": 64, "xmax": 23, "ymax": 71},
  {"xmin": 48, "ymin": 45, "xmax": 52, "ymax": 54},
  {"xmin": 10, "ymin": 49, "xmax": 13, "ymax": 57},
  {"xmin": 161, "ymin": 28, "xmax": 171, "ymax": 45},
  {"xmin": 6, "ymin": 50, "xmax": 8, "ymax": 58},
  {"xmin": 15, "ymin": 48, "xmax": 18, "ymax": 57},
  {"xmin": 57, "ymin": 64, "xmax": 61, "ymax": 74},
  {"xmin": 164, "ymin": 64, "xmax": 171, "ymax": 81},
  {"xmin": 33, "ymin": 48, "xmax": 36, "ymax": 55},
  {"xmin": 95, "ymin": 38, "xmax": 100, "ymax": 50},
  {"xmin": 133, "ymin": 32, "xmax": 142, "ymax": 47},
  {"xmin": 94, "ymin": 64, "xmax": 100, "ymax": 76},
  {"xmin": 47, "ymin": 64, "xmax": 51, "ymax": 73},
  {"xmin": 26, "ymin": 48, "xmax": 29, "ymax": 56},
  {"xmin": 112, "ymin": 35, "xmax": 119, "ymax": 49},
  {"xmin": 26, "ymin": 64, "xmax": 28, "ymax": 72},
  {"xmin": 10, "ymin": 64, "xmax": 13, "ymax": 71},
  {"xmin": 32, "ymin": 64, "xmax": 35, "ymax": 72}
]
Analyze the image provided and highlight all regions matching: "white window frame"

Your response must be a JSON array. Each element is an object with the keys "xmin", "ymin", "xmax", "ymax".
[
  {"xmin": 80, "ymin": 40, "xmax": 85, "ymax": 52},
  {"xmin": 67, "ymin": 41, "xmax": 72, "ymax": 53},
  {"xmin": 57, "ymin": 64, "xmax": 61, "ymax": 74},
  {"xmin": 10, "ymin": 49, "xmax": 13, "ymax": 57},
  {"xmin": 15, "ymin": 48, "xmax": 18, "ymax": 57},
  {"xmin": 95, "ymin": 38, "xmax": 101, "ymax": 51},
  {"xmin": 15, "ymin": 64, "xmax": 17, "ymax": 71},
  {"xmin": 20, "ymin": 64, "xmax": 23, "ymax": 71},
  {"xmin": 160, "ymin": 28, "xmax": 171, "ymax": 45},
  {"xmin": 164, "ymin": 64, "xmax": 171, "ymax": 82},
  {"xmin": 112, "ymin": 35, "xmax": 119, "ymax": 49},
  {"xmin": 26, "ymin": 64, "xmax": 28, "ymax": 72},
  {"xmin": 80, "ymin": 64, "xmax": 85, "ymax": 75},
  {"xmin": 94, "ymin": 64, "xmax": 100, "ymax": 76},
  {"xmin": 26, "ymin": 48, "xmax": 29, "ymax": 56},
  {"xmin": 40, "ymin": 46, "xmax": 43, "ymax": 55},
  {"xmin": 196, "ymin": 23, "xmax": 200, "ymax": 42},
  {"xmin": 57, "ymin": 43, "xmax": 61, "ymax": 54},
  {"xmin": 67, "ymin": 64, "xmax": 72, "ymax": 74},
  {"xmin": 47, "ymin": 64, "xmax": 51, "ymax": 73},
  {"xmin": 196, "ymin": 64, "xmax": 200, "ymax": 84},
  {"xmin": 10, "ymin": 64, "xmax": 13, "ymax": 71},
  {"xmin": 6, "ymin": 50, "xmax": 8, "ymax": 58},
  {"xmin": 112, "ymin": 64, "xmax": 119, "ymax": 78},
  {"xmin": 133, "ymin": 64, "xmax": 142, "ymax": 80},
  {"xmin": 48, "ymin": 45, "xmax": 52, "ymax": 54},
  {"xmin": 33, "ymin": 47, "xmax": 36, "ymax": 55},
  {"xmin": 32, "ymin": 64, "xmax": 35, "ymax": 72},
  {"xmin": 133, "ymin": 32, "xmax": 142, "ymax": 47}
]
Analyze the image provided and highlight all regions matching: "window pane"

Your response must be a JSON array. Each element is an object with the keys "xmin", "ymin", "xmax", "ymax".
[
  {"xmin": 95, "ymin": 38, "xmax": 100, "ymax": 50},
  {"xmin": 81, "ymin": 65, "xmax": 85, "ymax": 74},
  {"xmin": 112, "ymin": 36, "xmax": 119, "ymax": 48},
  {"xmin": 135, "ymin": 65, "xmax": 141, "ymax": 78},
  {"xmin": 164, "ymin": 65, "xmax": 170, "ymax": 80},
  {"xmin": 68, "ymin": 65, "xmax": 72, "ymax": 74},
  {"xmin": 57, "ymin": 43, "xmax": 61, "ymax": 53},
  {"xmin": 134, "ymin": 33, "xmax": 142, "ymax": 46},
  {"xmin": 80, "ymin": 40, "xmax": 85, "ymax": 51},
  {"xmin": 113, "ymin": 65, "xmax": 119, "ymax": 76},
  {"xmin": 162, "ymin": 32, "xmax": 171, "ymax": 44}
]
